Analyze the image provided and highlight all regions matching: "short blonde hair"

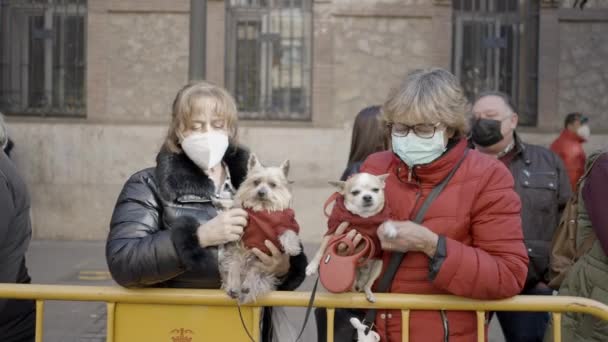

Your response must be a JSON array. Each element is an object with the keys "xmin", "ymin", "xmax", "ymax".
[
  {"xmin": 382, "ymin": 68, "xmax": 469, "ymax": 137},
  {"xmin": 165, "ymin": 81, "xmax": 239, "ymax": 153}
]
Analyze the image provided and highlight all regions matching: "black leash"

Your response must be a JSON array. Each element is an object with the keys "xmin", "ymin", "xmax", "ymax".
[
  {"xmin": 237, "ymin": 300, "xmax": 257, "ymax": 342},
  {"xmin": 295, "ymin": 276, "xmax": 320, "ymax": 341},
  {"xmin": 236, "ymin": 276, "xmax": 320, "ymax": 342}
]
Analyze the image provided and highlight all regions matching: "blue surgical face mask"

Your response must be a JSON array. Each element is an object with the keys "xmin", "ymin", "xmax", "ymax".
[{"xmin": 391, "ymin": 129, "xmax": 447, "ymax": 167}]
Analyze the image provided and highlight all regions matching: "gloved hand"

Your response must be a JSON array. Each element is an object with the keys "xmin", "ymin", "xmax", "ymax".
[{"xmin": 197, "ymin": 208, "xmax": 248, "ymax": 247}]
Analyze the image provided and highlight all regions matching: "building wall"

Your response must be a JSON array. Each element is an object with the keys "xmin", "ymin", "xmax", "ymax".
[
  {"xmin": 557, "ymin": 10, "xmax": 608, "ymax": 128},
  {"xmin": 5, "ymin": 0, "xmax": 608, "ymax": 241}
]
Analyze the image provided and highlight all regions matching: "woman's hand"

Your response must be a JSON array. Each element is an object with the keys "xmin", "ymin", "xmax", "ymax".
[
  {"xmin": 196, "ymin": 208, "xmax": 248, "ymax": 247},
  {"xmin": 334, "ymin": 222, "xmax": 366, "ymax": 256},
  {"xmin": 252, "ymin": 240, "xmax": 290, "ymax": 277},
  {"xmin": 378, "ymin": 220, "xmax": 439, "ymax": 258}
]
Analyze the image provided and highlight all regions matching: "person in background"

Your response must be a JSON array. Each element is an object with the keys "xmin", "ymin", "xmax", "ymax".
[
  {"xmin": 550, "ymin": 112, "xmax": 590, "ymax": 189},
  {"xmin": 545, "ymin": 149, "xmax": 607, "ymax": 342},
  {"xmin": 471, "ymin": 91, "xmax": 572, "ymax": 342},
  {"xmin": 0, "ymin": 113, "xmax": 14, "ymax": 158},
  {"xmin": 0, "ymin": 147, "xmax": 35, "ymax": 341},
  {"xmin": 341, "ymin": 105, "xmax": 388, "ymax": 180},
  {"xmin": 105, "ymin": 81, "xmax": 307, "ymax": 341}
]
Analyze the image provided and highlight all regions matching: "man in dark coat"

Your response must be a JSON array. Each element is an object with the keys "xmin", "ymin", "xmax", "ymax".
[
  {"xmin": 471, "ymin": 91, "xmax": 572, "ymax": 342},
  {"xmin": 0, "ymin": 151, "xmax": 35, "ymax": 342}
]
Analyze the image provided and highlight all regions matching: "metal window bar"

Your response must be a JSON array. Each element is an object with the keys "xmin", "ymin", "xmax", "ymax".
[
  {"xmin": 451, "ymin": 0, "xmax": 538, "ymax": 126},
  {"xmin": 0, "ymin": 0, "xmax": 86, "ymax": 117},
  {"xmin": 226, "ymin": 0, "xmax": 311, "ymax": 120},
  {"xmin": 3, "ymin": 285, "xmax": 608, "ymax": 342}
]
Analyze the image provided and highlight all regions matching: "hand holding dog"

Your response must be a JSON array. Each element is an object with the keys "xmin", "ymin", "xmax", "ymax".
[
  {"xmin": 252, "ymin": 240, "xmax": 290, "ymax": 277},
  {"xmin": 197, "ymin": 208, "xmax": 248, "ymax": 247},
  {"xmin": 378, "ymin": 220, "xmax": 439, "ymax": 258},
  {"xmin": 334, "ymin": 222, "xmax": 367, "ymax": 255}
]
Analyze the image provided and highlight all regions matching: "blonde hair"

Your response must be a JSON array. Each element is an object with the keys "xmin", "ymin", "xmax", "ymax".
[
  {"xmin": 382, "ymin": 68, "xmax": 469, "ymax": 137},
  {"xmin": 164, "ymin": 81, "xmax": 239, "ymax": 153}
]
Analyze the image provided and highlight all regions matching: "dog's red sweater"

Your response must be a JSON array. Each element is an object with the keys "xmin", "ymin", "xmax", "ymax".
[
  {"xmin": 325, "ymin": 194, "xmax": 390, "ymax": 258},
  {"xmin": 241, "ymin": 208, "xmax": 300, "ymax": 254}
]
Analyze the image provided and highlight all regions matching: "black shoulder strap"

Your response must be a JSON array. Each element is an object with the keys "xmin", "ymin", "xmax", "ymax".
[{"xmin": 363, "ymin": 149, "xmax": 469, "ymax": 329}]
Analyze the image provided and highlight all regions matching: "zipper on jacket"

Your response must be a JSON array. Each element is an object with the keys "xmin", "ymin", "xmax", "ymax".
[{"xmin": 440, "ymin": 310, "xmax": 449, "ymax": 342}]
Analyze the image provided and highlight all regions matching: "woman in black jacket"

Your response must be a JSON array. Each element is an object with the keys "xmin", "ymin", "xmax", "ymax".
[{"xmin": 105, "ymin": 82, "xmax": 307, "ymax": 340}]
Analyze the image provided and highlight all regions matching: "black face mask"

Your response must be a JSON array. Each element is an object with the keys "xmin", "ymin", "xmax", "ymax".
[{"xmin": 471, "ymin": 118, "xmax": 504, "ymax": 147}]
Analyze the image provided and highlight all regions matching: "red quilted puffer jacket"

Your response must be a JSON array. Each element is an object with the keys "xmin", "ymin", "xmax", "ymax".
[{"xmin": 360, "ymin": 139, "xmax": 529, "ymax": 342}]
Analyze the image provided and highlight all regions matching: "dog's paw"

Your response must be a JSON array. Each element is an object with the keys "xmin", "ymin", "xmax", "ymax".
[
  {"xmin": 365, "ymin": 289, "xmax": 376, "ymax": 303},
  {"xmin": 279, "ymin": 231, "xmax": 302, "ymax": 256},
  {"xmin": 283, "ymin": 242, "xmax": 302, "ymax": 256},
  {"xmin": 305, "ymin": 263, "xmax": 319, "ymax": 276},
  {"xmin": 226, "ymin": 288, "xmax": 240, "ymax": 299},
  {"xmin": 382, "ymin": 221, "xmax": 399, "ymax": 239},
  {"xmin": 238, "ymin": 290, "xmax": 257, "ymax": 305}
]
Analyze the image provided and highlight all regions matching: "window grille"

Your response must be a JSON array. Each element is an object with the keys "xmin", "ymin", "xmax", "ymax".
[
  {"xmin": 0, "ymin": 0, "xmax": 87, "ymax": 117},
  {"xmin": 226, "ymin": 0, "xmax": 312, "ymax": 120},
  {"xmin": 452, "ymin": 0, "xmax": 539, "ymax": 125}
]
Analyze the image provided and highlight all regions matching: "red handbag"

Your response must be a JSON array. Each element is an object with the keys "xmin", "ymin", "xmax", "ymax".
[{"xmin": 319, "ymin": 234, "xmax": 376, "ymax": 293}]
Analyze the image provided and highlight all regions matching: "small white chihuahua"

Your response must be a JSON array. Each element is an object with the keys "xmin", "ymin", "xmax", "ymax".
[{"xmin": 307, "ymin": 173, "xmax": 396, "ymax": 303}]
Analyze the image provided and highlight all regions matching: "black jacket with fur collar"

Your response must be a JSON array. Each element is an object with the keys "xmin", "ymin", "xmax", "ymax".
[{"xmin": 106, "ymin": 145, "xmax": 307, "ymax": 292}]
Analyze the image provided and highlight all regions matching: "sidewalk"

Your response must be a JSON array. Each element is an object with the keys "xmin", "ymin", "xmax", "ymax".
[{"xmin": 25, "ymin": 240, "xmax": 505, "ymax": 342}]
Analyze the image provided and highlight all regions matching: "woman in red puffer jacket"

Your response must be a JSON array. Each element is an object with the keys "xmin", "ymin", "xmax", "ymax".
[{"xmin": 356, "ymin": 68, "xmax": 529, "ymax": 342}]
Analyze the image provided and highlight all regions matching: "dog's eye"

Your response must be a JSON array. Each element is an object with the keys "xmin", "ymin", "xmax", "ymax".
[
  {"xmin": 351, "ymin": 190, "xmax": 360, "ymax": 196},
  {"xmin": 372, "ymin": 188, "xmax": 380, "ymax": 193},
  {"xmin": 253, "ymin": 179, "xmax": 261, "ymax": 186},
  {"xmin": 269, "ymin": 182, "xmax": 276, "ymax": 188}
]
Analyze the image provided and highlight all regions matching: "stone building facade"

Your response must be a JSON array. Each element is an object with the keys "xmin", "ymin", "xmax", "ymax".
[{"xmin": 2, "ymin": 0, "xmax": 607, "ymax": 240}]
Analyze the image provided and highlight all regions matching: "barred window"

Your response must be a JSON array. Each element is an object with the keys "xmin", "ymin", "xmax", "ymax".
[
  {"xmin": 226, "ymin": 0, "xmax": 312, "ymax": 120},
  {"xmin": 0, "ymin": 0, "xmax": 86, "ymax": 117},
  {"xmin": 452, "ymin": 0, "xmax": 539, "ymax": 126}
]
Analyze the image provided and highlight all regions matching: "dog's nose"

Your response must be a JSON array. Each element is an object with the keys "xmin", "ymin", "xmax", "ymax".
[
  {"xmin": 363, "ymin": 195, "xmax": 372, "ymax": 202},
  {"xmin": 257, "ymin": 188, "xmax": 267, "ymax": 198}
]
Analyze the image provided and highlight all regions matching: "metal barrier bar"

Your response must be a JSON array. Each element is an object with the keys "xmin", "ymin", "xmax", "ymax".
[
  {"xmin": 326, "ymin": 308, "xmax": 335, "ymax": 342},
  {"xmin": 476, "ymin": 311, "xmax": 484, "ymax": 342},
  {"xmin": 401, "ymin": 309, "xmax": 410, "ymax": 342},
  {"xmin": 553, "ymin": 312, "xmax": 562, "ymax": 342},
  {"xmin": 3, "ymin": 284, "xmax": 608, "ymax": 341},
  {"xmin": 35, "ymin": 300, "xmax": 43, "ymax": 342},
  {"xmin": 2, "ymin": 284, "xmax": 607, "ymax": 320},
  {"xmin": 106, "ymin": 302, "xmax": 115, "ymax": 342}
]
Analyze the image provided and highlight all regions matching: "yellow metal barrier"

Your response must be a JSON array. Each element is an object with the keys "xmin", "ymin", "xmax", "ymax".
[{"xmin": 2, "ymin": 283, "xmax": 608, "ymax": 342}]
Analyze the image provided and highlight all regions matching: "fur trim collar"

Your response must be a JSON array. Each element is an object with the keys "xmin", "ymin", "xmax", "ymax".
[{"xmin": 155, "ymin": 144, "xmax": 250, "ymax": 201}]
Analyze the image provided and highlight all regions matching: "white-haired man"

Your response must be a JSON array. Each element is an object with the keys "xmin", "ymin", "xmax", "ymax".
[{"xmin": 471, "ymin": 91, "xmax": 572, "ymax": 342}]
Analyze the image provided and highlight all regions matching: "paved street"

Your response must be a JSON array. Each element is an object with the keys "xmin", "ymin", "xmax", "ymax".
[{"xmin": 25, "ymin": 240, "xmax": 505, "ymax": 342}]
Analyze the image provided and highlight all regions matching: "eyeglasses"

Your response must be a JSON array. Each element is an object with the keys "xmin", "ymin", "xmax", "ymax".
[{"xmin": 388, "ymin": 122, "xmax": 441, "ymax": 139}]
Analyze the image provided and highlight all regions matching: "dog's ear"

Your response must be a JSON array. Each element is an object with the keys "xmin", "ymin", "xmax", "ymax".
[
  {"xmin": 280, "ymin": 160, "xmax": 290, "ymax": 177},
  {"xmin": 328, "ymin": 180, "xmax": 346, "ymax": 193},
  {"xmin": 378, "ymin": 173, "xmax": 390, "ymax": 185},
  {"xmin": 248, "ymin": 153, "xmax": 262, "ymax": 171}
]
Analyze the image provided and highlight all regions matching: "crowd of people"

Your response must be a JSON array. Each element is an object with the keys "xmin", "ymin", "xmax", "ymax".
[{"xmin": 0, "ymin": 67, "xmax": 606, "ymax": 342}]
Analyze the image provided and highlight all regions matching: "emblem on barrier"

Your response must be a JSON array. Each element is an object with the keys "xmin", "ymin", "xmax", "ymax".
[{"xmin": 170, "ymin": 328, "xmax": 194, "ymax": 342}]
